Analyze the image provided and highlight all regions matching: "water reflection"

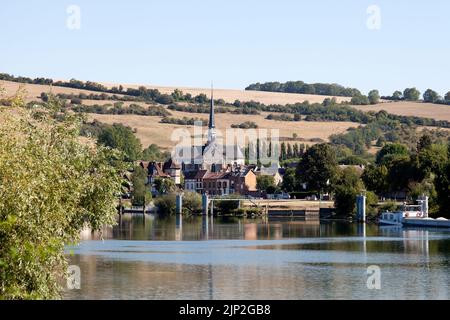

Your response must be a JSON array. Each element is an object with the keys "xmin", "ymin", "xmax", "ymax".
[{"xmin": 68, "ymin": 214, "xmax": 450, "ymax": 300}]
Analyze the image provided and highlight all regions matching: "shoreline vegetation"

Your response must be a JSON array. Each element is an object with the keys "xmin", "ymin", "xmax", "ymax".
[{"xmin": 0, "ymin": 92, "xmax": 125, "ymax": 299}]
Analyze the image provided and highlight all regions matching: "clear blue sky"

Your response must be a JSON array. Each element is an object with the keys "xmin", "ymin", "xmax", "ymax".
[{"xmin": 1, "ymin": 0, "xmax": 449, "ymax": 96}]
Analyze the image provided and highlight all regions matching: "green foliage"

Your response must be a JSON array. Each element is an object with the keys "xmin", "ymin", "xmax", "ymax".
[
  {"xmin": 154, "ymin": 177, "xmax": 177, "ymax": 195},
  {"xmin": 131, "ymin": 166, "xmax": 152, "ymax": 206},
  {"xmin": 379, "ymin": 201, "xmax": 399, "ymax": 212},
  {"xmin": 351, "ymin": 94, "xmax": 370, "ymax": 105},
  {"xmin": 362, "ymin": 165, "xmax": 389, "ymax": 195},
  {"xmin": 231, "ymin": 121, "xmax": 258, "ymax": 129},
  {"xmin": 296, "ymin": 144, "xmax": 338, "ymax": 193},
  {"xmin": 246, "ymin": 81, "xmax": 361, "ymax": 97},
  {"xmin": 333, "ymin": 167, "xmax": 364, "ymax": 217},
  {"xmin": 368, "ymin": 90, "xmax": 380, "ymax": 105},
  {"xmin": 376, "ymin": 143, "xmax": 409, "ymax": 165},
  {"xmin": 403, "ymin": 87, "xmax": 421, "ymax": 101},
  {"xmin": 98, "ymin": 123, "xmax": 142, "ymax": 161},
  {"xmin": 423, "ymin": 89, "xmax": 440, "ymax": 103},
  {"xmin": 160, "ymin": 116, "xmax": 206, "ymax": 126},
  {"xmin": 154, "ymin": 194, "xmax": 176, "ymax": 215},
  {"xmin": 0, "ymin": 102, "xmax": 124, "ymax": 299},
  {"xmin": 182, "ymin": 192, "xmax": 202, "ymax": 214},
  {"xmin": 256, "ymin": 175, "xmax": 276, "ymax": 192},
  {"xmin": 339, "ymin": 155, "xmax": 368, "ymax": 166},
  {"xmin": 142, "ymin": 144, "xmax": 170, "ymax": 162},
  {"xmin": 365, "ymin": 191, "xmax": 379, "ymax": 217},
  {"xmin": 281, "ymin": 168, "xmax": 297, "ymax": 192},
  {"xmin": 72, "ymin": 103, "xmax": 171, "ymax": 117}
]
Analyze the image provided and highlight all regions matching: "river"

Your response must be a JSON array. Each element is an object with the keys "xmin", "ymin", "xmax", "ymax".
[{"xmin": 64, "ymin": 214, "xmax": 450, "ymax": 300}]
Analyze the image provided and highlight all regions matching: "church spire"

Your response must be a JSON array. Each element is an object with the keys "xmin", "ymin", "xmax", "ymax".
[
  {"xmin": 208, "ymin": 82, "xmax": 215, "ymax": 129},
  {"xmin": 207, "ymin": 82, "xmax": 216, "ymax": 143}
]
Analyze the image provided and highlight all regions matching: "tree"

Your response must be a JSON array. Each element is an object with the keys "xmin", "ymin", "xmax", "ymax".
[
  {"xmin": 142, "ymin": 144, "xmax": 170, "ymax": 162},
  {"xmin": 368, "ymin": 90, "xmax": 380, "ymax": 105},
  {"xmin": 351, "ymin": 94, "xmax": 370, "ymax": 105},
  {"xmin": 333, "ymin": 167, "xmax": 364, "ymax": 217},
  {"xmin": 445, "ymin": 92, "xmax": 450, "ymax": 104},
  {"xmin": 435, "ymin": 160, "xmax": 450, "ymax": 218},
  {"xmin": 362, "ymin": 165, "xmax": 389, "ymax": 195},
  {"xmin": 154, "ymin": 177, "xmax": 177, "ymax": 195},
  {"xmin": 280, "ymin": 142, "xmax": 287, "ymax": 161},
  {"xmin": 131, "ymin": 166, "xmax": 152, "ymax": 206},
  {"xmin": 423, "ymin": 89, "xmax": 440, "ymax": 103},
  {"xmin": 392, "ymin": 91, "xmax": 403, "ymax": 100},
  {"xmin": 403, "ymin": 87, "xmax": 421, "ymax": 101},
  {"xmin": 182, "ymin": 192, "xmax": 202, "ymax": 214},
  {"xmin": 256, "ymin": 175, "xmax": 276, "ymax": 193},
  {"xmin": 296, "ymin": 144, "xmax": 338, "ymax": 193},
  {"xmin": 154, "ymin": 194, "xmax": 176, "ymax": 215},
  {"xmin": 281, "ymin": 168, "xmax": 297, "ymax": 192},
  {"xmin": 0, "ymin": 100, "xmax": 123, "ymax": 299},
  {"xmin": 376, "ymin": 143, "xmax": 409, "ymax": 165},
  {"xmin": 98, "ymin": 123, "xmax": 142, "ymax": 161}
]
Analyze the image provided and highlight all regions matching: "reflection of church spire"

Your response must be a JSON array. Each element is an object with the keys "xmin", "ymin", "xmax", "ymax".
[{"xmin": 207, "ymin": 82, "xmax": 216, "ymax": 143}]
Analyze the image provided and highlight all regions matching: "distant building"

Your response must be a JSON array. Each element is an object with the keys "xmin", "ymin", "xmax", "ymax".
[
  {"xmin": 256, "ymin": 163, "xmax": 285, "ymax": 186},
  {"xmin": 229, "ymin": 167, "xmax": 257, "ymax": 195},
  {"xmin": 176, "ymin": 87, "xmax": 245, "ymax": 172}
]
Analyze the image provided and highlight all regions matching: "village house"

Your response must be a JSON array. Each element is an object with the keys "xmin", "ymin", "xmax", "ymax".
[
  {"xmin": 229, "ymin": 167, "xmax": 257, "ymax": 195},
  {"xmin": 137, "ymin": 160, "xmax": 182, "ymax": 194},
  {"xmin": 184, "ymin": 170, "xmax": 208, "ymax": 193},
  {"xmin": 202, "ymin": 171, "xmax": 231, "ymax": 196},
  {"xmin": 256, "ymin": 163, "xmax": 285, "ymax": 186}
]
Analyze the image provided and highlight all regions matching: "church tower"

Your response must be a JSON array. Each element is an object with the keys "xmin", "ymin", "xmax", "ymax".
[{"xmin": 207, "ymin": 83, "xmax": 216, "ymax": 143}]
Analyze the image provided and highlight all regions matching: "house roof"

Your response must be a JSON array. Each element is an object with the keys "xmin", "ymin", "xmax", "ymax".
[
  {"xmin": 203, "ymin": 171, "xmax": 230, "ymax": 180},
  {"xmin": 194, "ymin": 170, "xmax": 208, "ymax": 180},
  {"xmin": 148, "ymin": 162, "xmax": 170, "ymax": 178},
  {"xmin": 183, "ymin": 171, "xmax": 198, "ymax": 180},
  {"xmin": 163, "ymin": 159, "xmax": 181, "ymax": 170}
]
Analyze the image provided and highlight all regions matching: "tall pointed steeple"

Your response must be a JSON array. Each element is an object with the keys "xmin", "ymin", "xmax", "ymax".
[
  {"xmin": 208, "ymin": 82, "xmax": 215, "ymax": 129},
  {"xmin": 207, "ymin": 82, "xmax": 216, "ymax": 143}
]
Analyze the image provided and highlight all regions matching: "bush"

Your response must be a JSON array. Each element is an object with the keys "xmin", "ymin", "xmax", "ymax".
[
  {"xmin": 154, "ymin": 194, "xmax": 177, "ymax": 215},
  {"xmin": 182, "ymin": 192, "xmax": 202, "ymax": 214}
]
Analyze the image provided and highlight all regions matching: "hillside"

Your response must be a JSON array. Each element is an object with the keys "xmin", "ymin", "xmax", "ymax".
[
  {"xmin": 354, "ymin": 101, "xmax": 450, "ymax": 122},
  {"xmin": 2, "ymin": 79, "xmax": 449, "ymax": 151}
]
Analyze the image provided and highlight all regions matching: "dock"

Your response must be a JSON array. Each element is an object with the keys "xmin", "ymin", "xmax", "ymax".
[{"xmin": 403, "ymin": 218, "xmax": 450, "ymax": 228}]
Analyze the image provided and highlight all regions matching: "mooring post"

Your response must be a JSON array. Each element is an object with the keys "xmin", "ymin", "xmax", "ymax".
[
  {"xmin": 143, "ymin": 195, "xmax": 146, "ymax": 215},
  {"xmin": 202, "ymin": 194, "xmax": 209, "ymax": 215},
  {"xmin": 210, "ymin": 200, "xmax": 214, "ymax": 216},
  {"xmin": 418, "ymin": 195, "xmax": 429, "ymax": 218},
  {"xmin": 176, "ymin": 193, "xmax": 183, "ymax": 215},
  {"xmin": 356, "ymin": 194, "xmax": 366, "ymax": 223}
]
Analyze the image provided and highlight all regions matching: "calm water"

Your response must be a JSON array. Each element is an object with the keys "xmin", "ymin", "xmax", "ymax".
[{"xmin": 64, "ymin": 214, "xmax": 450, "ymax": 300}]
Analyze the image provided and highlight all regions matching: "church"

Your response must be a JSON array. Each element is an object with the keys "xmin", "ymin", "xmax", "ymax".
[{"xmin": 177, "ymin": 88, "xmax": 245, "ymax": 173}]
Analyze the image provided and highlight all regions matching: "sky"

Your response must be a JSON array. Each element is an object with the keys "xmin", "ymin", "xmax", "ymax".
[{"xmin": 0, "ymin": 0, "xmax": 449, "ymax": 96}]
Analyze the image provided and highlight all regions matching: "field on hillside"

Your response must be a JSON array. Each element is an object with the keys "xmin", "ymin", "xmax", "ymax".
[
  {"xmin": 3, "ymin": 79, "xmax": 449, "ymax": 152},
  {"xmin": 87, "ymin": 111, "xmax": 359, "ymax": 150},
  {"xmin": 354, "ymin": 101, "xmax": 450, "ymax": 122},
  {"xmin": 100, "ymin": 82, "xmax": 351, "ymax": 105}
]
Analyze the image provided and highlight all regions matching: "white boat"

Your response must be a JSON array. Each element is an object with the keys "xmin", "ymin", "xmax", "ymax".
[
  {"xmin": 379, "ymin": 205, "xmax": 425, "ymax": 226},
  {"xmin": 379, "ymin": 197, "xmax": 450, "ymax": 228}
]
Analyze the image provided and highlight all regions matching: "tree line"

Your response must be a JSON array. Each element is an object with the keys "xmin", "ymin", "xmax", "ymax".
[{"xmin": 245, "ymin": 81, "xmax": 361, "ymax": 97}]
